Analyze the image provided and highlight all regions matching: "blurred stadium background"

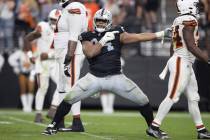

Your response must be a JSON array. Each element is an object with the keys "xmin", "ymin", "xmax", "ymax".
[{"xmin": 0, "ymin": 0, "xmax": 210, "ymax": 112}]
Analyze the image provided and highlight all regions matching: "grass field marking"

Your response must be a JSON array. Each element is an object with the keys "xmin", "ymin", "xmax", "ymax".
[
  {"xmin": 6, "ymin": 115, "xmax": 115, "ymax": 140},
  {"xmin": 8, "ymin": 116, "xmax": 47, "ymax": 127},
  {"xmin": 0, "ymin": 121, "xmax": 13, "ymax": 124},
  {"xmin": 0, "ymin": 110, "xmax": 209, "ymax": 118}
]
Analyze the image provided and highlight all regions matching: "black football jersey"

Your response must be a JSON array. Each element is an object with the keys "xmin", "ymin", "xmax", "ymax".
[{"xmin": 79, "ymin": 26, "xmax": 125, "ymax": 77}]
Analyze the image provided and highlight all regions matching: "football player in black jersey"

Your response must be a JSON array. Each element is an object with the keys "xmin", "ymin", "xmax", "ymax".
[{"xmin": 42, "ymin": 9, "xmax": 171, "ymax": 136}]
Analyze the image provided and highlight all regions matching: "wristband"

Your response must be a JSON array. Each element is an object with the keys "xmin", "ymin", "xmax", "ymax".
[{"xmin": 155, "ymin": 31, "xmax": 164, "ymax": 38}]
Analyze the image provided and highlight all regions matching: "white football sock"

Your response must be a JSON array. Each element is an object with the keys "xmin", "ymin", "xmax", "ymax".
[
  {"xmin": 153, "ymin": 97, "xmax": 174, "ymax": 126},
  {"xmin": 107, "ymin": 93, "xmax": 115, "ymax": 113},
  {"xmin": 188, "ymin": 100, "xmax": 204, "ymax": 128},
  {"xmin": 20, "ymin": 94, "xmax": 28, "ymax": 112},
  {"xmin": 101, "ymin": 94, "xmax": 109, "ymax": 113},
  {"xmin": 27, "ymin": 93, "xmax": 34, "ymax": 112},
  {"xmin": 71, "ymin": 101, "xmax": 81, "ymax": 116},
  {"xmin": 35, "ymin": 89, "xmax": 45, "ymax": 112}
]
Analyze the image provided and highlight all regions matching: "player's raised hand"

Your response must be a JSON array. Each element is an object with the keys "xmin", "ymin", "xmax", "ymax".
[{"xmin": 99, "ymin": 31, "xmax": 119, "ymax": 46}]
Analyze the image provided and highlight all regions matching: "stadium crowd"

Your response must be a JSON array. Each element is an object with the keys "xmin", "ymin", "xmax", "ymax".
[
  {"xmin": 0, "ymin": 0, "xmax": 161, "ymax": 53},
  {"xmin": 0, "ymin": 0, "xmax": 210, "ymax": 112}
]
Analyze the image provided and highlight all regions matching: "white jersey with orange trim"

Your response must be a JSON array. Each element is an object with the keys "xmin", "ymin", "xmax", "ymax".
[
  {"xmin": 172, "ymin": 15, "xmax": 199, "ymax": 63},
  {"xmin": 36, "ymin": 21, "xmax": 54, "ymax": 56},
  {"xmin": 54, "ymin": 2, "xmax": 88, "ymax": 55}
]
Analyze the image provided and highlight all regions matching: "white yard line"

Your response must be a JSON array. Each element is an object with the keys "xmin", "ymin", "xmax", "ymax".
[
  {"xmin": 0, "ymin": 121, "xmax": 13, "ymax": 124},
  {"xmin": 8, "ymin": 116, "xmax": 47, "ymax": 127},
  {"xmin": 5, "ymin": 116, "xmax": 114, "ymax": 140}
]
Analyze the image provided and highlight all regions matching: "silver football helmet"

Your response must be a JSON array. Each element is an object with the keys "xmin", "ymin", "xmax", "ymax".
[
  {"xmin": 93, "ymin": 9, "xmax": 112, "ymax": 33},
  {"xmin": 176, "ymin": 0, "xmax": 199, "ymax": 17}
]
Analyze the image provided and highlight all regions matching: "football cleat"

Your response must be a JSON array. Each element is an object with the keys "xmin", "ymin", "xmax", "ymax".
[
  {"xmin": 198, "ymin": 131, "xmax": 210, "ymax": 139},
  {"xmin": 42, "ymin": 124, "xmax": 57, "ymax": 136},
  {"xmin": 58, "ymin": 125, "xmax": 84, "ymax": 132},
  {"xmin": 146, "ymin": 127, "xmax": 170, "ymax": 139},
  {"xmin": 58, "ymin": 118, "xmax": 84, "ymax": 132}
]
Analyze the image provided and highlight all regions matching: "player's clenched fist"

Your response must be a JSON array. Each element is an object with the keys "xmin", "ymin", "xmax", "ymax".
[{"xmin": 99, "ymin": 31, "xmax": 119, "ymax": 46}]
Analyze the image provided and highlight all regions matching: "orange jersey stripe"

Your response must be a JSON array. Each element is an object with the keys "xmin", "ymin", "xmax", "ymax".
[{"xmin": 170, "ymin": 57, "xmax": 181, "ymax": 99}]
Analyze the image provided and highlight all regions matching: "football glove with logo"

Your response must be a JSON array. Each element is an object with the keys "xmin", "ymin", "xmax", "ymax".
[{"xmin": 99, "ymin": 31, "xmax": 119, "ymax": 46}]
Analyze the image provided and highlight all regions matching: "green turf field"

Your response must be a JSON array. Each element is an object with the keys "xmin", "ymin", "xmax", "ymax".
[{"xmin": 0, "ymin": 110, "xmax": 209, "ymax": 140}]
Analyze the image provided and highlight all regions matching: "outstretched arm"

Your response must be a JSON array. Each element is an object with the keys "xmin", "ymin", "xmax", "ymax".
[
  {"xmin": 120, "ymin": 30, "xmax": 165, "ymax": 44},
  {"xmin": 120, "ymin": 32, "xmax": 158, "ymax": 44}
]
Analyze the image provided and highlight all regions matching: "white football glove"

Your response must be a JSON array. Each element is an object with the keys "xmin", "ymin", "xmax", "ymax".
[
  {"xmin": 155, "ymin": 27, "xmax": 172, "ymax": 39},
  {"xmin": 99, "ymin": 31, "xmax": 119, "ymax": 46}
]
